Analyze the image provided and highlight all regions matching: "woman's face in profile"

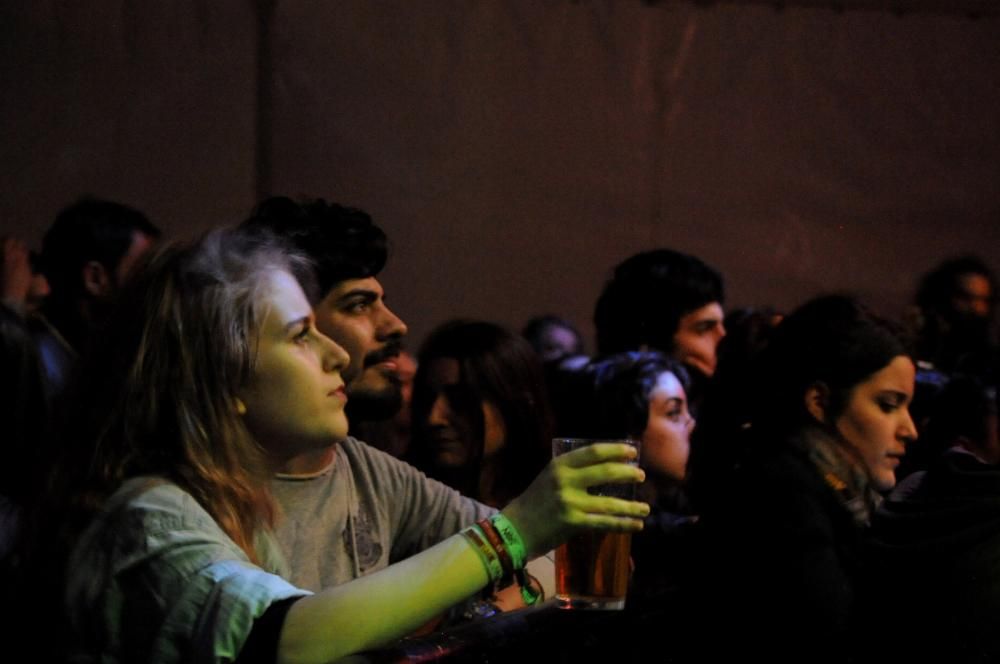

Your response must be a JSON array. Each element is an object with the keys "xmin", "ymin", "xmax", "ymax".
[
  {"xmin": 239, "ymin": 270, "xmax": 351, "ymax": 461},
  {"xmin": 419, "ymin": 357, "xmax": 506, "ymax": 468},
  {"xmin": 642, "ymin": 370, "xmax": 694, "ymax": 482},
  {"xmin": 832, "ymin": 355, "xmax": 918, "ymax": 492}
]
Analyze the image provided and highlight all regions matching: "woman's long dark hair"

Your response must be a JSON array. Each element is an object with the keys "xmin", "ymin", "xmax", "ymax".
[
  {"xmin": 689, "ymin": 295, "xmax": 910, "ymax": 512},
  {"xmin": 408, "ymin": 320, "xmax": 553, "ymax": 507}
]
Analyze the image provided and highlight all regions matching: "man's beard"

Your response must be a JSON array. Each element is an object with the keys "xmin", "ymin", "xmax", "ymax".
[
  {"xmin": 345, "ymin": 339, "xmax": 407, "ymax": 423},
  {"xmin": 345, "ymin": 378, "xmax": 404, "ymax": 423}
]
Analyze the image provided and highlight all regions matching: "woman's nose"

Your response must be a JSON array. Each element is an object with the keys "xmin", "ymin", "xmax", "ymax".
[
  {"xmin": 900, "ymin": 409, "xmax": 918, "ymax": 443},
  {"xmin": 322, "ymin": 335, "xmax": 350, "ymax": 373},
  {"xmin": 428, "ymin": 393, "xmax": 451, "ymax": 426}
]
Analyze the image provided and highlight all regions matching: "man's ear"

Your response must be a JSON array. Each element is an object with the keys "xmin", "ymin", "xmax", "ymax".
[
  {"xmin": 804, "ymin": 382, "xmax": 830, "ymax": 423},
  {"xmin": 82, "ymin": 260, "xmax": 112, "ymax": 298}
]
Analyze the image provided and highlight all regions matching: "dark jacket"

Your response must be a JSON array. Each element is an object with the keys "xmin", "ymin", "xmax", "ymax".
[{"xmin": 687, "ymin": 428, "xmax": 872, "ymax": 663}]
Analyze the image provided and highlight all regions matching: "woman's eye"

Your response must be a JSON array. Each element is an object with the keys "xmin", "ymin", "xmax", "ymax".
[
  {"xmin": 294, "ymin": 327, "xmax": 311, "ymax": 343},
  {"xmin": 877, "ymin": 399, "xmax": 898, "ymax": 413},
  {"xmin": 666, "ymin": 408, "xmax": 684, "ymax": 421}
]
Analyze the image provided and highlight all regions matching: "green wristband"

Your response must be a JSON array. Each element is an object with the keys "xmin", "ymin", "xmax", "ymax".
[
  {"xmin": 517, "ymin": 569, "xmax": 542, "ymax": 606},
  {"xmin": 489, "ymin": 513, "xmax": 527, "ymax": 570},
  {"xmin": 461, "ymin": 525, "xmax": 504, "ymax": 584}
]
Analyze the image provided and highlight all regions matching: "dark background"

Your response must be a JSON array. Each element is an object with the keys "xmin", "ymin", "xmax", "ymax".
[{"xmin": 2, "ymin": 0, "xmax": 998, "ymax": 349}]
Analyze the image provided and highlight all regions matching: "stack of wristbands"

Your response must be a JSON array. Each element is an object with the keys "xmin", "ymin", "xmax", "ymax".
[{"xmin": 460, "ymin": 513, "xmax": 541, "ymax": 606}]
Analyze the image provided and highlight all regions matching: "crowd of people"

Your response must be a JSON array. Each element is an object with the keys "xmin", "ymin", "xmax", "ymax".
[{"xmin": 1, "ymin": 195, "xmax": 997, "ymax": 663}]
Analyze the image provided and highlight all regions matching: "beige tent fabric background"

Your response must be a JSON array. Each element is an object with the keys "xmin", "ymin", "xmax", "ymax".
[{"xmin": 2, "ymin": 1, "xmax": 998, "ymax": 348}]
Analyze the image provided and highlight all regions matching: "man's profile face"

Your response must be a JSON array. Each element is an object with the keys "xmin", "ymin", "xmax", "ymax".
[
  {"xmin": 672, "ymin": 302, "xmax": 726, "ymax": 377},
  {"xmin": 313, "ymin": 276, "xmax": 408, "ymax": 419}
]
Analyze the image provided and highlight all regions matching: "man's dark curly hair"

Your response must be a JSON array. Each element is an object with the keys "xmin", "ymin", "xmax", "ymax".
[
  {"xmin": 594, "ymin": 249, "xmax": 724, "ymax": 356},
  {"xmin": 241, "ymin": 196, "xmax": 388, "ymax": 301}
]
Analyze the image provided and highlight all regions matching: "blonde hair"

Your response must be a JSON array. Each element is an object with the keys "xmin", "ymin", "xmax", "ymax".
[{"xmin": 61, "ymin": 228, "xmax": 313, "ymax": 561}]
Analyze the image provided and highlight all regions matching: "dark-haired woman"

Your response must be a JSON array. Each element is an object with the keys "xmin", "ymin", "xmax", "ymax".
[
  {"xmin": 688, "ymin": 295, "xmax": 918, "ymax": 662},
  {"xmin": 587, "ymin": 351, "xmax": 697, "ymax": 603},
  {"xmin": 408, "ymin": 320, "xmax": 553, "ymax": 510},
  {"xmin": 407, "ymin": 320, "xmax": 557, "ymax": 609}
]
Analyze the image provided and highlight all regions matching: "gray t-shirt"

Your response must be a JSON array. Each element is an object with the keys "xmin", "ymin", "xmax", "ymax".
[
  {"xmin": 271, "ymin": 436, "xmax": 496, "ymax": 591},
  {"xmin": 66, "ymin": 477, "xmax": 309, "ymax": 663}
]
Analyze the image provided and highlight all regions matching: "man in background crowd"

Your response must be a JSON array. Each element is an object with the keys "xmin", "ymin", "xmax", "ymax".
[
  {"xmin": 32, "ymin": 197, "xmax": 160, "ymax": 396},
  {"xmin": 593, "ymin": 248, "xmax": 726, "ymax": 408}
]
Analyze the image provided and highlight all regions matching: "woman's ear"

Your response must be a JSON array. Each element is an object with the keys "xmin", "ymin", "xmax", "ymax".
[{"xmin": 804, "ymin": 382, "xmax": 830, "ymax": 423}]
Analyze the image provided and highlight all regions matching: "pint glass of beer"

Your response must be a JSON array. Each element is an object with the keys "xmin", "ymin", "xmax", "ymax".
[{"xmin": 552, "ymin": 437, "xmax": 639, "ymax": 610}]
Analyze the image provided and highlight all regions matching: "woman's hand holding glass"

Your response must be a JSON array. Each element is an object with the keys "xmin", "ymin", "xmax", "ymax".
[{"xmin": 501, "ymin": 442, "xmax": 649, "ymax": 559}]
